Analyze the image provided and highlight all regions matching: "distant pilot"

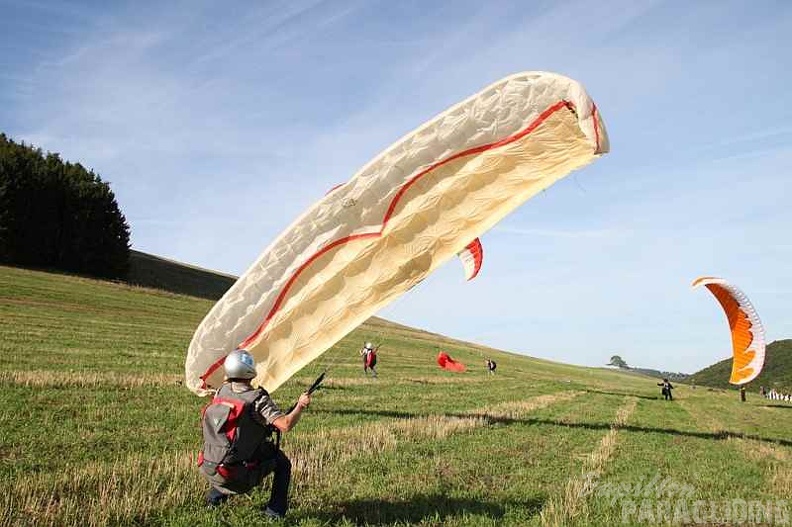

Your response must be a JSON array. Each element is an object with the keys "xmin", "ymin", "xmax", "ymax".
[
  {"xmin": 657, "ymin": 378, "xmax": 674, "ymax": 401},
  {"xmin": 485, "ymin": 359, "xmax": 497, "ymax": 375},
  {"xmin": 360, "ymin": 342, "xmax": 378, "ymax": 377}
]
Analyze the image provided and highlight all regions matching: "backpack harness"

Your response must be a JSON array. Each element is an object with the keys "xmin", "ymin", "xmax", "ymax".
[{"xmin": 197, "ymin": 384, "xmax": 279, "ymax": 481}]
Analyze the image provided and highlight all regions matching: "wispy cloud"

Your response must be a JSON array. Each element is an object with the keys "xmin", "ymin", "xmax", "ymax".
[
  {"xmin": 492, "ymin": 225, "xmax": 627, "ymax": 240},
  {"xmin": 710, "ymin": 145, "xmax": 792, "ymax": 164},
  {"xmin": 0, "ymin": 0, "xmax": 98, "ymax": 21},
  {"xmin": 185, "ymin": 0, "xmax": 328, "ymax": 69},
  {"xmin": 702, "ymin": 125, "xmax": 792, "ymax": 150}
]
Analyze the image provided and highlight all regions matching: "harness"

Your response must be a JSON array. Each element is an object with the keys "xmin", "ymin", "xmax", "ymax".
[{"xmin": 198, "ymin": 384, "xmax": 278, "ymax": 480}]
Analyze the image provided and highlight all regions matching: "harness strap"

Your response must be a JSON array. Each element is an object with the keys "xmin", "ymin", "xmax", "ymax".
[{"xmin": 274, "ymin": 427, "xmax": 282, "ymax": 450}]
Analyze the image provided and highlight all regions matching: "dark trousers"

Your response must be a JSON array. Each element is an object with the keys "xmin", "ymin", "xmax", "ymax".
[
  {"xmin": 205, "ymin": 448, "xmax": 292, "ymax": 515},
  {"xmin": 266, "ymin": 450, "xmax": 292, "ymax": 515}
]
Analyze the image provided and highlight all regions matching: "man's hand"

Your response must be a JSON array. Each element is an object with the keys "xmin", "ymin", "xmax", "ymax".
[{"xmin": 273, "ymin": 392, "xmax": 312, "ymax": 433}]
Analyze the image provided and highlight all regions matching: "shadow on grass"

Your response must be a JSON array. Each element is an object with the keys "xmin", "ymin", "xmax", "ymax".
[
  {"xmin": 322, "ymin": 408, "xmax": 792, "ymax": 448},
  {"xmin": 584, "ymin": 389, "xmax": 661, "ymax": 401},
  {"xmin": 313, "ymin": 408, "xmax": 416, "ymax": 419},
  {"xmin": 760, "ymin": 404, "xmax": 792, "ymax": 410},
  {"xmin": 311, "ymin": 384, "xmax": 347, "ymax": 391},
  {"xmin": 302, "ymin": 494, "xmax": 543, "ymax": 525}
]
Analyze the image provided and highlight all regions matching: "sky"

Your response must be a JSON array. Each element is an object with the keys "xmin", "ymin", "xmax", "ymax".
[{"xmin": 2, "ymin": 0, "xmax": 791, "ymax": 374}]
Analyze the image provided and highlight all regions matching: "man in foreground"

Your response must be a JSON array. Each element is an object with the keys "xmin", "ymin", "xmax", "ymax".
[{"xmin": 198, "ymin": 349, "xmax": 311, "ymax": 519}]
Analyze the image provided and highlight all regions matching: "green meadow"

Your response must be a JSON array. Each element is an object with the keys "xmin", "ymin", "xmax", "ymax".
[{"xmin": 1, "ymin": 265, "xmax": 790, "ymax": 526}]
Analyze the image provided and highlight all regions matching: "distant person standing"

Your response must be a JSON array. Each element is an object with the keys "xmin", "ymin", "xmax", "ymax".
[
  {"xmin": 485, "ymin": 359, "xmax": 497, "ymax": 375},
  {"xmin": 740, "ymin": 386, "xmax": 746, "ymax": 402},
  {"xmin": 360, "ymin": 342, "xmax": 379, "ymax": 377},
  {"xmin": 657, "ymin": 378, "xmax": 674, "ymax": 400}
]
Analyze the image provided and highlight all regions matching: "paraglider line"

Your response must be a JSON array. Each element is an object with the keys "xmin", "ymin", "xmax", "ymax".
[{"xmin": 592, "ymin": 103, "xmax": 601, "ymax": 153}]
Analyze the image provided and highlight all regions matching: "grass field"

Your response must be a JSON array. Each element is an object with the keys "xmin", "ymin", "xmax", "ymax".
[{"xmin": 1, "ymin": 265, "xmax": 790, "ymax": 526}]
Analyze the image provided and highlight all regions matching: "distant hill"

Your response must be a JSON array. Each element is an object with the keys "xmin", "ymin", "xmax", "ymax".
[
  {"xmin": 605, "ymin": 355, "xmax": 688, "ymax": 382},
  {"xmin": 689, "ymin": 339, "xmax": 792, "ymax": 392},
  {"xmin": 621, "ymin": 367, "xmax": 689, "ymax": 382},
  {"xmin": 125, "ymin": 250, "xmax": 237, "ymax": 300}
]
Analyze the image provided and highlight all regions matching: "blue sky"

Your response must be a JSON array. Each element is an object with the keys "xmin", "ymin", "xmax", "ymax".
[{"xmin": 2, "ymin": 0, "xmax": 791, "ymax": 373}]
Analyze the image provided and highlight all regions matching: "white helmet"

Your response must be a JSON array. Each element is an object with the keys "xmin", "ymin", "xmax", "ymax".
[
  {"xmin": 224, "ymin": 349, "xmax": 257, "ymax": 380},
  {"xmin": 365, "ymin": 342, "xmax": 373, "ymax": 349}
]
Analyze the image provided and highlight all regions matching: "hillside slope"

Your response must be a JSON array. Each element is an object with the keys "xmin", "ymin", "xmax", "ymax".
[
  {"xmin": 2, "ymin": 264, "xmax": 791, "ymax": 526},
  {"xmin": 689, "ymin": 339, "xmax": 792, "ymax": 391},
  {"xmin": 125, "ymin": 250, "xmax": 237, "ymax": 300},
  {"xmin": 0, "ymin": 264, "xmax": 531, "ymax": 380},
  {"xmin": 124, "ymin": 250, "xmax": 485, "ymax": 352}
]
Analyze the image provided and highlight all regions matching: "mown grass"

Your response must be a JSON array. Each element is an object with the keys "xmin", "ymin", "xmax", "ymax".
[{"xmin": 1, "ymin": 265, "xmax": 791, "ymax": 526}]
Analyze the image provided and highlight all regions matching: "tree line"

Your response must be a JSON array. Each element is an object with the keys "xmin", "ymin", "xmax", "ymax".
[{"xmin": 0, "ymin": 133, "xmax": 130, "ymax": 278}]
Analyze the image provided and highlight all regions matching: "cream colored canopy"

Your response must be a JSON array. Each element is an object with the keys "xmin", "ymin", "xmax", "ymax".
[{"xmin": 186, "ymin": 71, "xmax": 610, "ymax": 396}]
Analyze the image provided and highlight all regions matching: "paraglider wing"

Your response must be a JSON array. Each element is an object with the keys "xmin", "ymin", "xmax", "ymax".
[
  {"xmin": 185, "ymin": 71, "xmax": 609, "ymax": 396},
  {"xmin": 692, "ymin": 277, "xmax": 766, "ymax": 385},
  {"xmin": 458, "ymin": 238, "xmax": 484, "ymax": 281},
  {"xmin": 326, "ymin": 183, "xmax": 345, "ymax": 195},
  {"xmin": 437, "ymin": 352, "xmax": 450, "ymax": 368},
  {"xmin": 437, "ymin": 352, "xmax": 466, "ymax": 373}
]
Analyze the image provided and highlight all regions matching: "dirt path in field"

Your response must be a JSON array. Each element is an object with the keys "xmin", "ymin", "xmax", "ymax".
[
  {"xmin": 0, "ymin": 369, "xmax": 183, "ymax": 388},
  {"xmin": 289, "ymin": 390, "xmax": 584, "ymax": 489},
  {"xmin": 539, "ymin": 397, "xmax": 638, "ymax": 527}
]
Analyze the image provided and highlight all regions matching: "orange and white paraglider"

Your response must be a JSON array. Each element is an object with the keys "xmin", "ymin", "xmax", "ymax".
[
  {"xmin": 185, "ymin": 71, "xmax": 609, "ymax": 396},
  {"xmin": 692, "ymin": 277, "xmax": 766, "ymax": 385}
]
